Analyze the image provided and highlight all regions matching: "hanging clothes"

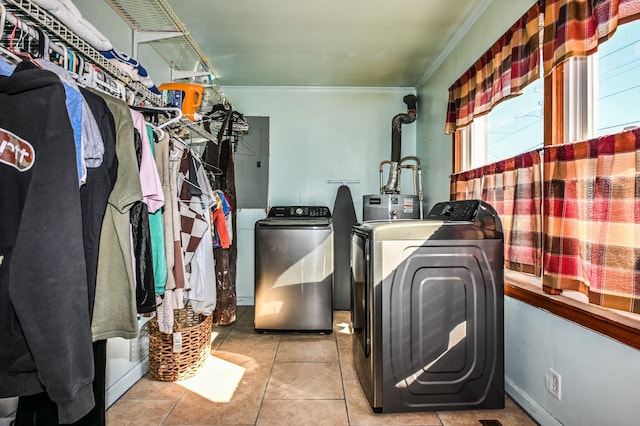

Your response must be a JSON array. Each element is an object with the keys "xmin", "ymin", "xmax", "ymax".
[
  {"xmin": 13, "ymin": 85, "xmax": 118, "ymax": 426},
  {"xmin": 77, "ymin": 88, "xmax": 118, "ymax": 317},
  {"xmin": 76, "ymin": 87, "xmax": 117, "ymax": 426},
  {"xmin": 211, "ymin": 190, "xmax": 232, "ymax": 249},
  {"xmin": 203, "ymin": 103, "xmax": 249, "ymax": 134},
  {"xmin": 178, "ymin": 152, "xmax": 212, "ymax": 305},
  {"xmin": 147, "ymin": 125, "xmax": 168, "ymax": 297},
  {"xmin": 129, "ymin": 109, "xmax": 164, "ymax": 314},
  {"xmin": 0, "ymin": 6, "xmax": 224, "ymax": 424},
  {"xmin": 129, "ymin": 127, "xmax": 156, "ymax": 314},
  {"xmin": 16, "ymin": 58, "xmax": 87, "ymax": 185},
  {"xmin": 90, "ymin": 89, "xmax": 142, "ymax": 341},
  {"xmin": 169, "ymin": 141, "xmax": 188, "ymax": 310},
  {"xmin": 203, "ymin": 105, "xmax": 239, "ymax": 325},
  {"xmin": 189, "ymin": 156, "xmax": 217, "ymax": 315},
  {"xmin": 36, "ymin": 59, "xmax": 105, "ymax": 171},
  {"xmin": 153, "ymin": 130, "xmax": 178, "ymax": 333},
  {"xmin": 0, "ymin": 62, "xmax": 95, "ymax": 424}
]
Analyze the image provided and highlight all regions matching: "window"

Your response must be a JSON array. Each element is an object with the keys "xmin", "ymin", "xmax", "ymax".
[
  {"xmin": 459, "ymin": 77, "xmax": 544, "ymax": 170},
  {"xmin": 595, "ymin": 19, "xmax": 640, "ymax": 136},
  {"xmin": 453, "ymin": 15, "xmax": 640, "ymax": 349}
]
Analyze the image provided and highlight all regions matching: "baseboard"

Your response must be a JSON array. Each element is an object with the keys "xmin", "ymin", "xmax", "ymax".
[
  {"xmin": 237, "ymin": 296, "xmax": 254, "ymax": 306},
  {"xmin": 505, "ymin": 377, "xmax": 562, "ymax": 426},
  {"xmin": 105, "ymin": 359, "xmax": 149, "ymax": 408}
]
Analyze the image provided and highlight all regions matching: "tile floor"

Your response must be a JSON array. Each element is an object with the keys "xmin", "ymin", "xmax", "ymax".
[{"xmin": 106, "ymin": 307, "xmax": 538, "ymax": 425}]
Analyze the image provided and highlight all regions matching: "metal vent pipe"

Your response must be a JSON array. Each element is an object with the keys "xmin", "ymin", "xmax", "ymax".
[{"xmin": 384, "ymin": 94, "xmax": 417, "ymax": 193}]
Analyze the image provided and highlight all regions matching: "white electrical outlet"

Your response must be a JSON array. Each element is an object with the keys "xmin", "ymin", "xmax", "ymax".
[{"xmin": 547, "ymin": 368, "xmax": 562, "ymax": 399}]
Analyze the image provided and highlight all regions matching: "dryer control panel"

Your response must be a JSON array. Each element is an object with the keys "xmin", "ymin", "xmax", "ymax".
[
  {"xmin": 426, "ymin": 200, "xmax": 502, "ymax": 233},
  {"xmin": 268, "ymin": 206, "xmax": 331, "ymax": 218},
  {"xmin": 426, "ymin": 200, "xmax": 481, "ymax": 221}
]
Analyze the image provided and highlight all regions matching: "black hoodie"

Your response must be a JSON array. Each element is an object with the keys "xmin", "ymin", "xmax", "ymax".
[{"xmin": 0, "ymin": 62, "xmax": 95, "ymax": 423}]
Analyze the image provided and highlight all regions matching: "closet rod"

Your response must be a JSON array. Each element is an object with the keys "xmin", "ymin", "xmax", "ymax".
[{"xmin": 1, "ymin": 9, "xmax": 65, "ymax": 57}]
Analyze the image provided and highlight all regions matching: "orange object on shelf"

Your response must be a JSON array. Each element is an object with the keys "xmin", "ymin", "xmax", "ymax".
[{"xmin": 158, "ymin": 82, "xmax": 205, "ymax": 121}]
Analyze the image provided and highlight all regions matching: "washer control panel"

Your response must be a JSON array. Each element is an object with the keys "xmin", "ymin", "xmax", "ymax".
[{"xmin": 268, "ymin": 206, "xmax": 331, "ymax": 218}]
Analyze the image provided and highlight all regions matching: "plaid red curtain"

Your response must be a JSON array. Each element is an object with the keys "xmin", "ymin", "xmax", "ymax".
[
  {"xmin": 450, "ymin": 150, "xmax": 542, "ymax": 275},
  {"xmin": 445, "ymin": 3, "xmax": 540, "ymax": 134},
  {"xmin": 543, "ymin": 128, "xmax": 640, "ymax": 313},
  {"xmin": 483, "ymin": 152, "xmax": 542, "ymax": 275},
  {"xmin": 450, "ymin": 167, "xmax": 484, "ymax": 201},
  {"xmin": 542, "ymin": 0, "xmax": 640, "ymax": 75}
]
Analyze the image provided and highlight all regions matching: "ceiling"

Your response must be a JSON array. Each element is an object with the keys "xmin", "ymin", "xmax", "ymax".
[{"xmin": 163, "ymin": 0, "xmax": 488, "ymax": 88}]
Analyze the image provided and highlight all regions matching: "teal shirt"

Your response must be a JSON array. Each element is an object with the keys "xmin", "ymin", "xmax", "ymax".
[{"xmin": 147, "ymin": 124, "xmax": 168, "ymax": 295}]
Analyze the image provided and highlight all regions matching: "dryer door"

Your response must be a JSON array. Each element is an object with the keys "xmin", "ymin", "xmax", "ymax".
[{"xmin": 381, "ymin": 240, "xmax": 504, "ymax": 412}]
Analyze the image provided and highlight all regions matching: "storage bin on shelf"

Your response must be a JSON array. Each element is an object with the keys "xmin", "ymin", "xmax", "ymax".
[{"xmin": 148, "ymin": 304, "xmax": 212, "ymax": 382}]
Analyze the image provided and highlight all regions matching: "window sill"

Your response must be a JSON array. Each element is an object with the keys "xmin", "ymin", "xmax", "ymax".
[{"xmin": 504, "ymin": 272, "xmax": 640, "ymax": 350}]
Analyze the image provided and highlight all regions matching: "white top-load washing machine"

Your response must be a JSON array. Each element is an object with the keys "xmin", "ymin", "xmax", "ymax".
[
  {"xmin": 254, "ymin": 206, "xmax": 334, "ymax": 332},
  {"xmin": 351, "ymin": 199, "xmax": 504, "ymax": 412}
]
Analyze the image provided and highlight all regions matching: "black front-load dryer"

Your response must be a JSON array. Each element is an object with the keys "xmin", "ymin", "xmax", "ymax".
[{"xmin": 351, "ymin": 200, "xmax": 504, "ymax": 412}]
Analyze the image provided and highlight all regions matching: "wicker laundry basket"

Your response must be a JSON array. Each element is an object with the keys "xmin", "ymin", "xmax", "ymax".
[{"xmin": 148, "ymin": 304, "xmax": 212, "ymax": 382}]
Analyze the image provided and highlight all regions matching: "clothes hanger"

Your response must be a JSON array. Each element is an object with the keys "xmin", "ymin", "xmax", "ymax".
[
  {"xmin": 0, "ymin": 4, "xmax": 5, "ymax": 40},
  {"xmin": 145, "ymin": 121, "xmax": 166, "ymax": 142},
  {"xmin": 7, "ymin": 14, "xmax": 34, "ymax": 61},
  {"xmin": 138, "ymin": 108, "xmax": 203, "ymax": 158},
  {"xmin": 172, "ymin": 130, "xmax": 223, "ymax": 178},
  {"xmin": 176, "ymin": 118, "xmax": 219, "ymax": 144},
  {"xmin": 55, "ymin": 40, "xmax": 67, "ymax": 67},
  {"xmin": 201, "ymin": 159, "xmax": 223, "ymax": 176},
  {"xmin": 131, "ymin": 105, "xmax": 173, "ymax": 123},
  {"xmin": 79, "ymin": 64, "xmax": 126, "ymax": 100},
  {"xmin": 34, "ymin": 28, "xmax": 48, "ymax": 59},
  {"xmin": 0, "ymin": 44, "xmax": 20, "ymax": 64},
  {"xmin": 131, "ymin": 105, "xmax": 187, "ymax": 132},
  {"xmin": 13, "ymin": 18, "xmax": 28, "ymax": 50},
  {"xmin": 112, "ymin": 78, "xmax": 127, "ymax": 101},
  {"xmin": 176, "ymin": 150, "xmax": 217, "ymax": 205},
  {"xmin": 145, "ymin": 106, "xmax": 183, "ymax": 130},
  {"xmin": 76, "ymin": 55, "xmax": 84, "ymax": 78},
  {"xmin": 67, "ymin": 47, "xmax": 75, "ymax": 73},
  {"xmin": 0, "ymin": 5, "xmax": 21, "ymax": 65},
  {"xmin": 171, "ymin": 133, "xmax": 198, "ymax": 154},
  {"xmin": 137, "ymin": 106, "xmax": 222, "ymax": 178}
]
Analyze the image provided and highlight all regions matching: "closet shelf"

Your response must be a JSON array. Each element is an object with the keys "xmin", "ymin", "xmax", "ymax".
[
  {"xmin": 1, "ymin": 0, "xmax": 223, "ymax": 144},
  {"xmin": 1, "ymin": 0, "xmax": 162, "ymax": 106},
  {"xmin": 104, "ymin": 0, "xmax": 227, "ymax": 105}
]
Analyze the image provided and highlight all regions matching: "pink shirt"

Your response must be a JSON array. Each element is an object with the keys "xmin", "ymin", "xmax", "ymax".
[{"xmin": 129, "ymin": 109, "xmax": 164, "ymax": 213}]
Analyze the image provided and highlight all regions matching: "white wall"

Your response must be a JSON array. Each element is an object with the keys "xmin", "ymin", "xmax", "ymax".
[
  {"xmin": 418, "ymin": 0, "xmax": 640, "ymax": 425},
  {"xmin": 220, "ymin": 86, "xmax": 417, "ymax": 304},
  {"xmin": 506, "ymin": 298, "xmax": 640, "ymax": 426}
]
